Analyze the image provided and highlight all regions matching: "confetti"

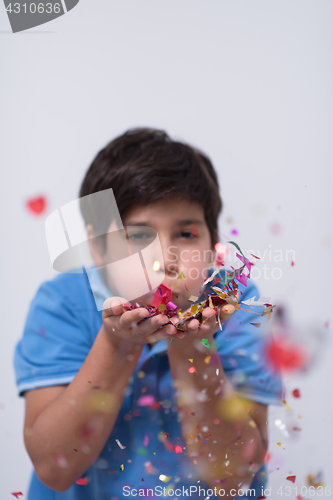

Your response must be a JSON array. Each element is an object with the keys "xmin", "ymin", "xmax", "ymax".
[
  {"xmin": 76, "ymin": 478, "xmax": 88, "ymax": 485},
  {"xmin": 120, "ymin": 464, "xmax": 124, "ymax": 472},
  {"xmin": 138, "ymin": 447, "xmax": 148, "ymax": 456},
  {"xmin": 174, "ymin": 445, "xmax": 182, "ymax": 453},
  {"xmin": 115, "ymin": 439, "xmax": 126, "ymax": 449},
  {"xmin": 231, "ymin": 229, "xmax": 238, "ymax": 235},
  {"xmin": 188, "ymin": 359, "xmax": 193, "ymax": 363},
  {"xmin": 188, "ymin": 366, "xmax": 196, "ymax": 374},
  {"xmin": 26, "ymin": 195, "xmax": 47, "ymax": 215},
  {"xmin": 166, "ymin": 301, "xmax": 177, "ymax": 311},
  {"xmin": 281, "ymin": 400, "xmax": 292, "ymax": 410},
  {"xmin": 269, "ymin": 223, "xmax": 281, "ymax": 235},
  {"xmin": 250, "ymin": 323, "xmax": 261, "ymax": 328},
  {"xmin": 137, "ymin": 395, "xmax": 155, "ymax": 406},
  {"xmin": 201, "ymin": 339, "xmax": 210, "ymax": 348},
  {"xmin": 11, "ymin": 494, "xmax": 23, "ymax": 499},
  {"xmin": 286, "ymin": 475, "xmax": 296, "ymax": 483},
  {"xmin": 177, "ymin": 271, "xmax": 186, "ymax": 279},
  {"xmin": 204, "ymin": 355, "xmax": 211, "ymax": 364},
  {"xmin": 153, "ymin": 261, "xmax": 161, "ymax": 271},
  {"xmin": 188, "ymin": 295, "xmax": 199, "ymax": 302},
  {"xmin": 159, "ymin": 474, "xmax": 172, "ymax": 483},
  {"xmin": 277, "ymin": 442, "xmax": 282, "ymax": 446},
  {"xmin": 306, "ymin": 471, "xmax": 324, "ymax": 487},
  {"xmin": 291, "ymin": 261, "xmax": 295, "ymax": 267},
  {"xmin": 266, "ymin": 337, "xmax": 309, "ymax": 372},
  {"xmin": 292, "ymin": 389, "xmax": 301, "ymax": 398}
]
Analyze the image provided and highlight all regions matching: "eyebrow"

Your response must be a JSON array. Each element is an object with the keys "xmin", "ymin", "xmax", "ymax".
[{"xmin": 125, "ymin": 219, "xmax": 204, "ymax": 227}]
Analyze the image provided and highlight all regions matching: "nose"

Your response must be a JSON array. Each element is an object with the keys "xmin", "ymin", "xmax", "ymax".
[{"xmin": 159, "ymin": 237, "xmax": 179, "ymax": 278}]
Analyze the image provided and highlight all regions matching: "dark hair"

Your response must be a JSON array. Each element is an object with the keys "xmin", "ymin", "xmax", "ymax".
[{"xmin": 79, "ymin": 127, "xmax": 222, "ymax": 248}]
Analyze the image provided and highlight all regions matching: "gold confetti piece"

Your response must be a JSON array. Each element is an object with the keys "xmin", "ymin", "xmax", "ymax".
[
  {"xmin": 153, "ymin": 261, "xmax": 161, "ymax": 271},
  {"xmin": 188, "ymin": 295, "xmax": 199, "ymax": 302},
  {"xmin": 281, "ymin": 400, "xmax": 292, "ymax": 410},
  {"xmin": 188, "ymin": 359, "xmax": 193, "ymax": 363},
  {"xmin": 234, "ymin": 303, "xmax": 241, "ymax": 310},
  {"xmin": 177, "ymin": 271, "xmax": 186, "ymax": 279},
  {"xmin": 204, "ymin": 355, "xmax": 211, "ymax": 364},
  {"xmin": 137, "ymin": 371, "xmax": 145, "ymax": 379},
  {"xmin": 120, "ymin": 464, "xmax": 124, "ymax": 471},
  {"xmin": 190, "ymin": 304, "xmax": 198, "ymax": 315},
  {"xmin": 193, "ymin": 460, "xmax": 198, "ymax": 464},
  {"xmin": 158, "ymin": 304, "xmax": 167, "ymax": 312},
  {"xmin": 277, "ymin": 442, "xmax": 282, "ymax": 446},
  {"xmin": 159, "ymin": 474, "xmax": 172, "ymax": 483},
  {"xmin": 209, "ymin": 296, "xmax": 214, "ymax": 308}
]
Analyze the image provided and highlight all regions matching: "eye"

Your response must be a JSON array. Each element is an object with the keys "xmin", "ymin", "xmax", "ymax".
[
  {"xmin": 179, "ymin": 231, "xmax": 197, "ymax": 239},
  {"xmin": 127, "ymin": 232, "xmax": 148, "ymax": 240}
]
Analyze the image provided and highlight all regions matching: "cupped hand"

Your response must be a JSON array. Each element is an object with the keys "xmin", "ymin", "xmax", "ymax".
[
  {"xmin": 180, "ymin": 292, "xmax": 240, "ymax": 339},
  {"xmin": 102, "ymin": 297, "xmax": 182, "ymax": 346}
]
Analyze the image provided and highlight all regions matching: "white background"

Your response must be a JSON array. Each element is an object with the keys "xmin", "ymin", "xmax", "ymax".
[{"xmin": 0, "ymin": 0, "xmax": 332, "ymax": 496}]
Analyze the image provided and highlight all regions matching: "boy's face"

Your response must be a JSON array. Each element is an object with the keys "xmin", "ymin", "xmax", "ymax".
[{"xmin": 94, "ymin": 198, "xmax": 215, "ymax": 312}]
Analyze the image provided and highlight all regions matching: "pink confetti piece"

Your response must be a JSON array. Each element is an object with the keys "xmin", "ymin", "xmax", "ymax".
[
  {"xmin": 269, "ymin": 222, "xmax": 282, "ymax": 235},
  {"xmin": 166, "ymin": 301, "xmax": 177, "ymax": 311},
  {"xmin": 143, "ymin": 435, "xmax": 149, "ymax": 447},
  {"xmin": 11, "ymin": 494, "xmax": 23, "ymax": 499},
  {"xmin": 137, "ymin": 395, "xmax": 155, "ymax": 406},
  {"xmin": 231, "ymin": 228, "xmax": 238, "ymax": 235}
]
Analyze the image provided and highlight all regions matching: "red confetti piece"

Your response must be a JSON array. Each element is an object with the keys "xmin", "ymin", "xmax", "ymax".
[
  {"xmin": 291, "ymin": 261, "xmax": 295, "ymax": 266},
  {"xmin": 26, "ymin": 196, "xmax": 47, "ymax": 215},
  {"xmin": 149, "ymin": 402, "xmax": 161, "ymax": 410},
  {"xmin": 188, "ymin": 366, "xmax": 196, "ymax": 374},
  {"xmin": 76, "ymin": 478, "xmax": 88, "ymax": 485},
  {"xmin": 266, "ymin": 336, "xmax": 309, "ymax": 372},
  {"xmin": 286, "ymin": 475, "xmax": 296, "ymax": 483},
  {"xmin": 250, "ymin": 254, "xmax": 260, "ymax": 259},
  {"xmin": 174, "ymin": 445, "xmax": 182, "ymax": 453},
  {"xmin": 257, "ymin": 496, "xmax": 266, "ymax": 499},
  {"xmin": 292, "ymin": 389, "xmax": 301, "ymax": 398},
  {"xmin": 11, "ymin": 494, "xmax": 23, "ymax": 499}
]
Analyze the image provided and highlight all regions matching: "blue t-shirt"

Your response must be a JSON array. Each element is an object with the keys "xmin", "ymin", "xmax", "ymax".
[{"xmin": 14, "ymin": 268, "xmax": 284, "ymax": 499}]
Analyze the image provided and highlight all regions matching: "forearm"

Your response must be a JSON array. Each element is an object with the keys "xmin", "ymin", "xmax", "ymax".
[
  {"xmin": 168, "ymin": 334, "xmax": 265, "ymax": 495},
  {"xmin": 25, "ymin": 325, "xmax": 143, "ymax": 491}
]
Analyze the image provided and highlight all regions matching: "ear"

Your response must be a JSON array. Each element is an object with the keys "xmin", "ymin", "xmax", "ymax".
[{"xmin": 86, "ymin": 224, "xmax": 105, "ymax": 268}]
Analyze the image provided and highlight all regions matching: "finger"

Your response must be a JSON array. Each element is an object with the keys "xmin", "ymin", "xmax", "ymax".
[
  {"xmin": 186, "ymin": 318, "xmax": 200, "ymax": 334},
  {"xmin": 119, "ymin": 307, "xmax": 151, "ymax": 329},
  {"xmin": 136, "ymin": 314, "xmax": 173, "ymax": 336},
  {"xmin": 220, "ymin": 304, "xmax": 236, "ymax": 317},
  {"xmin": 102, "ymin": 297, "xmax": 129, "ymax": 318}
]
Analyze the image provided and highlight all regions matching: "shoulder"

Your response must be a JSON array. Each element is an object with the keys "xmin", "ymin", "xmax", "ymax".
[{"xmin": 31, "ymin": 269, "xmax": 95, "ymax": 312}]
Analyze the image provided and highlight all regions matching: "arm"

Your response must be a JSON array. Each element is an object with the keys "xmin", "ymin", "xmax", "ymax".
[
  {"xmin": 24, "ymin": 298, "xmax": 180, "ymax": 492},
  {"xmin": 24, "ymin": 325, "xmax": 143, "ymax": 492},
  {"xmin": 167, "ymin": 310, "xmax": 266, "ymax": 498}
]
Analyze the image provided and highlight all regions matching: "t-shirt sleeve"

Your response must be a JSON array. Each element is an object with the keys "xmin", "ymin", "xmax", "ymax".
[
  {"xmin": 13, "ymin": 274, "xmax": 95, "ymax": 397},
  {"xmin": 214, "ymin": 278, "xmax": 285, "ymax": 406}
]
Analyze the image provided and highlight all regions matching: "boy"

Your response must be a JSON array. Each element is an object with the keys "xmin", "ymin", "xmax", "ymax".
[{"xmin": 14, "ymin": 128, "xmax": 284, "ymax": 499}]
